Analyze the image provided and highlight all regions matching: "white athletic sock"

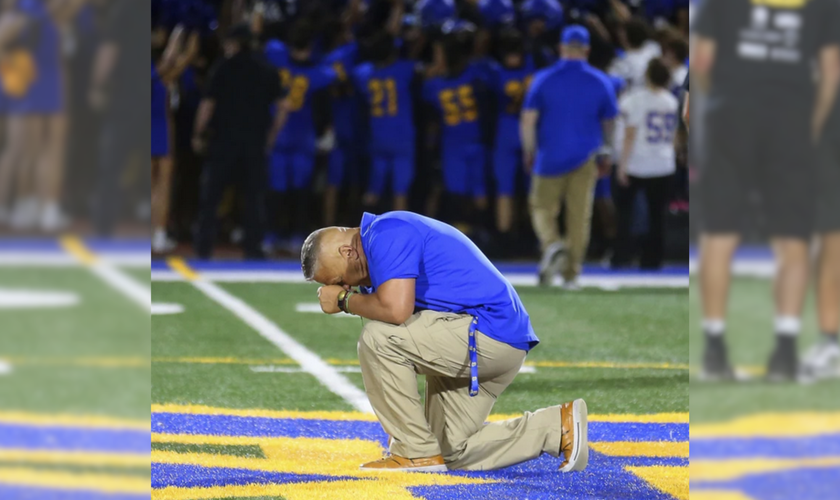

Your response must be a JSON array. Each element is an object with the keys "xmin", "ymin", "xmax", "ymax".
[
  {"xmin": 775, "ymin": 316, "xmax": 801, "ymax": 336},
  {"xmin": 702, "ymin": 319, "xmax": 726, "ymax": 336}
]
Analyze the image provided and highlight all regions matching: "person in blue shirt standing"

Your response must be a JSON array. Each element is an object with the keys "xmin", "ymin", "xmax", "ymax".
[
  {"xmin": 521, "ymin": 25, "xmax": 618, "ymax": 288},
  {"xmin": 354, "ymin": 32, "xmax": 419, "ymax": 213},
  {"xmin": 267, "ymin": 22, "xmax": 338, "ymax": 252},
  {"xmin": 300, "ymin": 210, "xmax": 588, "ymax": 473},
  {"xmin": 488, "ymin": 28, "xmax": 534, "ymax": 243},
  {"xmin": 423, "ymin": 21, "xmax": 490, "ymax": 226}
]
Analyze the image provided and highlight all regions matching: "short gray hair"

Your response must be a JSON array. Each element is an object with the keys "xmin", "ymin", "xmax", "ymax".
[{"xmin": 301, "ymin": 228, "xmax": 327, "ymax": 281}]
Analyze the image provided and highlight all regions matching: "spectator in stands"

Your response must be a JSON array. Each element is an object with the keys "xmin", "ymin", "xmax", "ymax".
[
  {"xmin": 192, "ymin": 24, "xmax": 288, "ymax": 259},
  {"xmin": 91, "ymin": 0, "xmax": 150, "ymax": 236},
  {"xmin": 610, "ymin": 17, "xmax": 659, "ymax": 89},
  {"xmin": 521, "ymin": 25, "xmax": 618, "ymax": 288}
]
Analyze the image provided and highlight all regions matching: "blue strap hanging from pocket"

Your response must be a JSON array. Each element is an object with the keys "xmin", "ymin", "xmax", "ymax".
[{"xmin": 468, "ymin": 316, "xmax": 479, "ymax": 397}]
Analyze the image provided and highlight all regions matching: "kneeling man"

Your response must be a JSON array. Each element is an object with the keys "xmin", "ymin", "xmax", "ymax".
[{"xmin": 301, "ymin": 211, "xmax": 588, "ymax": 472}]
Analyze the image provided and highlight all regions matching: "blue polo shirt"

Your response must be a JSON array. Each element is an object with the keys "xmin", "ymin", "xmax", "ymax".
[
  {"xmin": 523, "ymin": 59, "xmax": 618, "ymax": 176},
  {"xmin": 360, "ymin": 211, "xmax": 539, "ymax": 351}
]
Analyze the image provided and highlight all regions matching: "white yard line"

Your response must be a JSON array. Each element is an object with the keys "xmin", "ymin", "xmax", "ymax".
[
  {"xmin": 167, "ymin": 257, "xmax": 374, "ymax": 414},
  {"xmin": 60, "ymin": 237, "xmax": 150, "ymax": 312},
  {"xmin": 0, "ymin": 252, "xmax": 150, "ymax": 267}
]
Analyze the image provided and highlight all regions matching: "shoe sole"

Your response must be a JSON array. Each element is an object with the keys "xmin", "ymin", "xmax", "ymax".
[
  {"xmin": 359, "ymin": 464, "xmax": 448, "ymax": 472},
  {"xmin": 560, "ymin": 399, "xmax": 589, "ymax": 473}
]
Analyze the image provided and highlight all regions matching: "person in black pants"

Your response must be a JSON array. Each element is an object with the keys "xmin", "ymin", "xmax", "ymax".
[
  {"xmin": 191, "ymin": 24, "xmax": 288, "ymax": 259},
  {"xmin": 611, "ymin": 59, "xmax": 679, "ymax": 270}
]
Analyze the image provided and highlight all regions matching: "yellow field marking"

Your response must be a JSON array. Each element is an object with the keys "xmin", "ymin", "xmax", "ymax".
[
  {"xmin": 752, "ymin": 0, "xmax": 808, "ymax": 9},
  {"xmin": 153, "ymin": 478, "xmax": 466, "ymax": 500},
  {"xmin": 153, "ymin": 357, "xmax": 297, "ymax": 365},
  {"xmin": 0, "ymin": 411, "xmax": 149, "ymax": 430},
  {"xmin": 151, "ymin": 356, "xmax": 689, "ymax": 371},
  {"xmin": 690, "ymin": 457, "xmax": 840, "ymax": 482},
  {"xmin": 528, "ymin": 360, "xmax": 689, "ymax": 370},
  {"xmin": 167, "ymin": 257, "xmax": 200, "ymax": 281},
  {"xmin": 590, "ymin": 441, "xmax": 688, "ymax": 457},
  {"xmin": 691, "ymin": 412, "xmax": 840, "ymax": 438},
  {"xmin": 152, "ymin": 404, "xmax": 689, "ymax": 424},
  {"xmin": 0, "ymin": 449, "xmax": 150, "ymax": 468},
  {"xmin": 6, "ymin": 356, "xmax": 150, "ymax": 368},
  {"xmin": 59, "ymin": 236, "xmax": 98, "ymax": 265},
  {"xmin": 683, "ymin": 491, "xmax": 754, "ymax": 500},
  {"xmin": 152, "ymin": 434, "xmax": 492, "ymax": 491},
  {"xmin": 626, "ymin": 466, "xmax": 688, "ymax": 500},
  {"xmin": 0, "ymin": 467, "xmax": 150, "ymax": 494},
  {"xmin": 152, "ymin": 404, "xmax": 380, "ymax": 422}
]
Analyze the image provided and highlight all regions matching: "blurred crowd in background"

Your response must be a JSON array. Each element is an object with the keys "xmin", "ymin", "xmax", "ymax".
[
  {"xmin": 150, "ymin": 0, "xmax": 691, "ymax": 263},
  {"xmin": 0, "ymin": 0, "xmax": 149, "ymax": 236}
]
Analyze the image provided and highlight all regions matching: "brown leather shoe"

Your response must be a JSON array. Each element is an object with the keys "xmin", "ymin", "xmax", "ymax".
[
  {"xmin": 360, "ymin": 454, "xmax": 447, "ymax": 472},
  {"xmin": 559, "ymin": 399, "xmax": 589, "ymax": 472}
]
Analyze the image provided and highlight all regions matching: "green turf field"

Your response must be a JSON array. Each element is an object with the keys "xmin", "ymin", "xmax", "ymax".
[
  {"xmin": 689, "ymin": 277, "xmax": 840, "ymax": 423},
  {"xmin": 152, "ymin": 282, "xmax": 688, "ymax": 415},
  {"xmin": 0, "ymin": 259, "xmax": 151, "ymax": 498},
  {"xmin": 150, "ymin": 276, "xmax": 689, "ymax": 500}
]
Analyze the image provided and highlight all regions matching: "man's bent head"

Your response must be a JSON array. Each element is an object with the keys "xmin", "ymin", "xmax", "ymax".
[{"xmin": 301, "ymin": 227, "xmax": 368, "ymax": 287}]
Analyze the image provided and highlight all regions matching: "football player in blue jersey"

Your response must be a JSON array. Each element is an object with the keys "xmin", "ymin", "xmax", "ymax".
[
  {"xmin": 354, "ymin": 29, "xmax": 421, "ymax": 213},
  {"xmin": 423, "ymin": 21, "xmax": 491, "ymax": 227},
  {"xmin": 322, "ymin": 15, "xmax": 359, "ymax": 226},
  {"xmin": 269, "ymin": 22, "xmax": 338, "ymax": 252},
  {"xmin": 487, "ymin": 29, "xmax": 534, "ymax": 244}
]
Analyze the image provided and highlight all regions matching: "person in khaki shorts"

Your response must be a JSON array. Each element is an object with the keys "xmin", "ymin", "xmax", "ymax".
[
  {"xmin": 521, "ymin": 26, "xmax": 619, "ymax": 288},
  {"xmin": 300, "ymin": 211, "xmax": 589, "ymax": 472}
]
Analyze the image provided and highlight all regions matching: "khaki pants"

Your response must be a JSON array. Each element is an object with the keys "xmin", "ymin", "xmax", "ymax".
[
  {"xmin": 357, "ymin": 310, "xmax": 564, "ymax": 471},
  {"xmin": 528, "ymin": 158, "xmax": 598, "ymax": 281}
]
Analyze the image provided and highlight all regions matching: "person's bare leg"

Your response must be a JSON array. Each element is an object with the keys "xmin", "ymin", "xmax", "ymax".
[
  {"xmin": 0, "ymin": 116, "xmax": 29, "ymax": 220},
  {"xmin": 802, "ymin": 232, "xmax": 840, "ymax": 379},
  {"xmin": 393, "ymin": 194, "xmax": 408, "ymax": 212},
  {"xmin": 765, "ymin": 237, "xmax": 811, "ymax": 380},
  {"xmin": 37, "ymin": 114, "xmax": 68, "ymax": 231},
  {"xmin": 323, "ymin": 185, "xmax": 339, "ymax": 226},
  {"xmin": 151, "ymin": 156, "xmax": 175, "ymax": 251},
  {"xmin": 10, "ymin": 116, "xmax": 40, "ymax": 229},
  {"xmin": 817, "ymin": 233, "xmax": 840, "ymax": 336},
  {"xmin": 772, "ymin": 238, "xmax": 811, "ymax": 318},
  {"xmin": 699, "ymin": 233, "xmax": 740, "ymax": 379},
  {"xmin": 496, "ymin": 195, "xmax": 513, "ymax": 234}
]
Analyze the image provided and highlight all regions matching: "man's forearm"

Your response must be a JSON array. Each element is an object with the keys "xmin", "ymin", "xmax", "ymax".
[{"xmin": 347, "ymin": 292, "xmax": 411, "ymax": 325}]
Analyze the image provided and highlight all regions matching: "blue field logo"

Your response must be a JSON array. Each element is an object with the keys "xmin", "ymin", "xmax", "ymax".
[
  {"xmin": 151, "ymin": 405, "xmax": 688, "ymax": 500},
  {"xmin": 690, "ymin": 413, "xmax": 840, "ymax": 500},
  {"xmin": 0, "ymin": 412, "xmax": 151, "ymax": 500}
]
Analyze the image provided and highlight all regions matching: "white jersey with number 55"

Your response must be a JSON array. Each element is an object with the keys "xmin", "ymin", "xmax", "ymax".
[{"xmin": 619, "ymin": 87, "xmax": 679, "ymax": 178}]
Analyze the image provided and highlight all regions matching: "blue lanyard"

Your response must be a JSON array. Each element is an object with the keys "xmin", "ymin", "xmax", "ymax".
[{"xmin": 468, "ymin": 316, "xmax": 479, "ymax": 397}]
